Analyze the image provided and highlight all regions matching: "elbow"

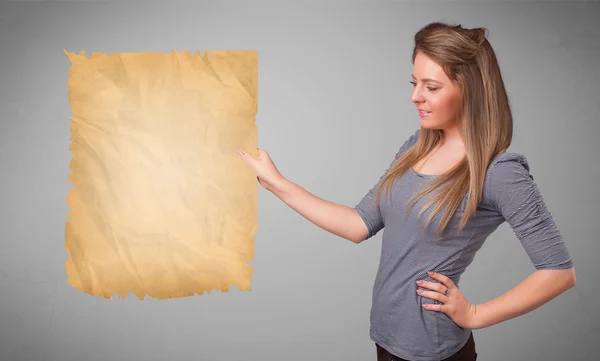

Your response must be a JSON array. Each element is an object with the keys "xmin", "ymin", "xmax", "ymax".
[
  {"xmin": 560, "ymin": 265, "xmax": 577, "ymax": 289},
  {"xmin": 349, "ymin": 221, "xmax": 369, "ymax": 244},
  {"xmin": 353, "ymin": 229, "xmax": 369, "ymax": 244},
  {"xmin": 567, "ymin": 267, "xmax": 577, "ymax": 288},
  {"xmin": 350, "ymin": 235, "xmax": 366, "ymax": 244},
  {"xmin": 538, "ymin": 266, "xmax": 576, "ymax": 292},
  {"xmin": 349, "ymin": 230, "xmax": 368, "ymax": 244},
  {"xmin": 556, "ymin": 266, "xmax": 577, "ymax": 290}
]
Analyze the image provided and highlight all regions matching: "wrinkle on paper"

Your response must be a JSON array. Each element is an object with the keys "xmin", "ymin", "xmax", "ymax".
[{"xmin": 63, "ymin": 50, "xmax": 258, "ymax": 300}]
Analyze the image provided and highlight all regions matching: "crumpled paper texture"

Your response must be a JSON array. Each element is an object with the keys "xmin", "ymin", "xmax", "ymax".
[{"xmin": 63, "ymin": 49, "xmax": 258, "ymax": 300}]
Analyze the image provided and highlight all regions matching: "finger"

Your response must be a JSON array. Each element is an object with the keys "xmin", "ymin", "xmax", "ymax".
[
  {"xmin": 428, "ymin": 271, "xmax": 455, "ymax": 289},
  {"xmin": 417, "ymin": 289, "xmax": 449, "ymax": 303},
  {"xmin": 417, "ymin": 280, "xmax": 446, "ymax": 293},
  {"xmin": 422, "ymin": 303, "xmax": 445, "ymax": 312},
  {"xmin": 238, "ymin": 151, "xmax": 259, "ymax": 170},
  {"xmin": 238, "ymin": 150, "xmax": 254, "ymax": 161}
]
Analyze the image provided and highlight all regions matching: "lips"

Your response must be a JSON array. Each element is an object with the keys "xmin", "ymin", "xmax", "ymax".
[{"xmin": 419, "ymin": 109, "xmax": 431, "ymax": 116}]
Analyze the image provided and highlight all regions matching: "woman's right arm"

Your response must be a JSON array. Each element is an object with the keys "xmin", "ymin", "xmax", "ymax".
[
  {"xmin": 270, "ymin": 177, "xmax": 368, "ymax": 243},
  {"xmin": 238, "ymin": 149, "xmax": 368, "ymax": 243},
  {"xmin": 238, "ymin": 130, "xmax": 421, "ymax": 245}
]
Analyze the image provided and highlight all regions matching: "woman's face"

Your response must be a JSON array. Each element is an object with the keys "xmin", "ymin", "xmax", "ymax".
[{"xmin": 410, "ymin": 51, "xmax": 462, "ymax": 130}]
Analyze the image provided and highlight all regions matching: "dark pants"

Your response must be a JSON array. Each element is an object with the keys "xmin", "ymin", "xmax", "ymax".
[{"xmin": 376, "ymin": 332, "xmax": 477, "ymax": 361}]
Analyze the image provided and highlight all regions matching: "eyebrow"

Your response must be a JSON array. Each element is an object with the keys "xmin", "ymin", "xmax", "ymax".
[{"xmin": 411, "ymin": 74, "xmax": 442, "ymax": 85}]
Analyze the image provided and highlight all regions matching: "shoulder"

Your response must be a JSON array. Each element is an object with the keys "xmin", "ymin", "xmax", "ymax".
[
  {"xmin": 482, "ymin": 151, "xmax": 536, "ymax": 206},
  {"xmin": 486, "ymin": 151, "xmax": 532, "ymax": 181},
  {"xmin": 410, "ymin": 128, "xmax": 421, "ymax": 140},
  {"xmin": 401, "ymin": 128, "xmax": 421, "ymax": 149},
  {"xmin": 393, "ymin": 128, "xmax": 421, "ymax": 157},
  {"xmin": 404, "ymin": 128, "xmax": 421, "ymax": 146}
]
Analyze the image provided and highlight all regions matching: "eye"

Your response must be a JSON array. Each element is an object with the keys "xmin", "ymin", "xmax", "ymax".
[
  {"xmin": 427, "ymin": 87, "xmax": 438, "ymax": 92},
  {"xmin": 409, "ymin": 81, "xmax": 416, "ymax": 87}
]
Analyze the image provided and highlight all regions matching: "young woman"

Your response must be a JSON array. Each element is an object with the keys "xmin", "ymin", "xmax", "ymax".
[{"xmin": 238, "ymin": 22, "xmax": 576, "ymax": 361}]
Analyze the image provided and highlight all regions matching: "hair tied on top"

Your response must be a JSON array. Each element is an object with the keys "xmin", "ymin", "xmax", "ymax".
[{"xmin": 473, "ymin": 27, "xmax": 488, "ymax": 50}]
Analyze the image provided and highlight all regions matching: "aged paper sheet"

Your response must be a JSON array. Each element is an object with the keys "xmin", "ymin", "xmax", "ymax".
[{"xmin": 64, "ymin": 50, "xmax": 258, "ymax": 299}]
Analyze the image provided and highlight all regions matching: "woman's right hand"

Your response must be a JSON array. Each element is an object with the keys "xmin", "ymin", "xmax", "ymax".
[{"xmin": 238, "ymin": 148, "xmax": 286, "ymax": 193}]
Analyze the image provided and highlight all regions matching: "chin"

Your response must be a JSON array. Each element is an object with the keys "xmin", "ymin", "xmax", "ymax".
[
  {"xmin": 419, "ymin": 119, "xmax": 440, "ymax": 130},
  {"xmin": 419, "ymin": 117, "xmax": 451, "ymax": 131}
]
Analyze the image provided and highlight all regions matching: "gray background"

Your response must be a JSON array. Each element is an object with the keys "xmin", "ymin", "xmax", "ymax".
[{"xmin": 0, "ymin": 1, "xmax": 598, "ymax": 360}]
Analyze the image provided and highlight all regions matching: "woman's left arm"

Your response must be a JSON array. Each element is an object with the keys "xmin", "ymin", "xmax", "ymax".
[
  {"xmin": 418, "ymin": 153, "xmax": 576, "ymax": 329},
  {"xmin": 474, "ymin": 153, "xmax": 577, "ymax": 328},
  {"xmin": 470, "ymin": 267, "xmax": 576, "ymax": 329}
]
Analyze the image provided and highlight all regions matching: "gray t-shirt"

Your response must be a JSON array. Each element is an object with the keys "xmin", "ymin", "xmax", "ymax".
[{"xmin": 354, "ymin": 129, "xmax": 573, "ymax": 361}]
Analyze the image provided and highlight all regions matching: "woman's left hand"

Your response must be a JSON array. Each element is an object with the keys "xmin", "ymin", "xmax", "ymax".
[{"xmin": 417, "ymin": 271, "xmax": 480, "ymax": 329}]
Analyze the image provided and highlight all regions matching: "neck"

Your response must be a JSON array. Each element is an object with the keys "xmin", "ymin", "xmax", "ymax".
[{"xmin": 440, "ymin": 125, "xmax": 464, "ymax": 147}]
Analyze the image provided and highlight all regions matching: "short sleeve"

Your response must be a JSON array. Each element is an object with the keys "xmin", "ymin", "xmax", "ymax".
[
  {"xmin": 353, "ymin": 129, "xmax": 420, "ymax": 240},
  {"xmin": 483, "ymin": 152, "xmax": 574, "ymax": 270}
]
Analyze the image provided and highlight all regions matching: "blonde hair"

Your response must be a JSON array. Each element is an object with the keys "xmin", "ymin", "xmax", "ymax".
[{"xmin": 375, "ymin": 22, "xmax": 513, "ymax": 236}]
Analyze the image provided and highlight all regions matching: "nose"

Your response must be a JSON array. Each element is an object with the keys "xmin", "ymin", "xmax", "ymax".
[{"xmin": 410, "ymin": 86, "xmax": 424, "ymax": 104}]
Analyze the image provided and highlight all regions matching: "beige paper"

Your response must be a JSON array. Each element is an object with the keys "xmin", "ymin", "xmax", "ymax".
[{"xmin": 63, "ymin": 49, "xmax": 258, "ymax": 300}]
